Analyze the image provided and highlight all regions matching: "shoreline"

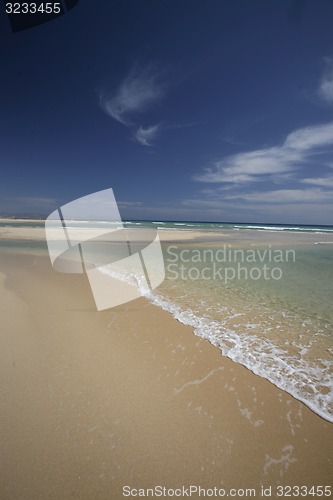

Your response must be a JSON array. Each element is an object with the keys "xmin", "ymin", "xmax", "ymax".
[
  {"xmin": 1, "ymin": 224, "xmax": 333, "ymax": 422},
  {"xmin": 143, "ymin": 289, "xmax": 333, "ymax": 425},
  {"xmin": 0, "ymin": 248, "xmax": 332, "ymax": 498},
  {"xmin": 1, "ymin": 220, "xmax": 333, "ymax": 246}
]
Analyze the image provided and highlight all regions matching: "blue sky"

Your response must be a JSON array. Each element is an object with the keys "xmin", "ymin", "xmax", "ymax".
[{"xmin": 0, "ymin": 0, "xmax": 332, "ymax": 224}]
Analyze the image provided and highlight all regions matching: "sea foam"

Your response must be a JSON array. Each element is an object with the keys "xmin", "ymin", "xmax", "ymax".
[{"xmin": 99, "ymin": 266, "xmax": 333, "ymax": 423}]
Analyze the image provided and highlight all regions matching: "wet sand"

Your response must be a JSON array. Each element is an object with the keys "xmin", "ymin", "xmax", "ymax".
[{"xmin": 0, "ymin": 244, "xmax": 332, "ymax": 499}]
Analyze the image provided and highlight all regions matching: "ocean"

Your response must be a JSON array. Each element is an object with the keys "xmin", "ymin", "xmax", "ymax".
[
  {"xmin": 1, "ymin": 219, "xmax": 333, "ymax": 422},
  {"xmin": 125, "ymin": 221, "xmax": 333, "ymax": 423}
]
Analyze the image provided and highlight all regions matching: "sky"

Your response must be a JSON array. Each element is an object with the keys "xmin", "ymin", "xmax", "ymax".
[{"xmin": 0, "ymin": 0, "xmax": 333, "ymax": 224}]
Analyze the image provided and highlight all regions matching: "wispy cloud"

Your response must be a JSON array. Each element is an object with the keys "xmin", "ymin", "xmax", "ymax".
[
  {"xmin": 133, "ymin": 121, "xmax": 198, "ymax": 146},
  {"xmin": 180, "ymin": 196, "xmax": 333, "ymax": 224},
  {"xmin": 318, "ymin": 56, "xmax": 333, "ymax": 105},
  {"xmin": 301, "ymin": 175, "xmax": 333, "ymax": 188},
  {"xmin": 99, "ymin": 65, "xmax": 165, "ymax": 126},
  {"xmin": 99, "ymin": 64, "xmax": 195, "ymax": 146},
  {"xmin": 134, "ymin": 123, "xmax": 161, "ymax": 146},
  {"xmin": 194, "ymin": 122, "xmax": 333, "ymax": 184},
  {"xmin": 223, "ymin": 188, "xmax": 333, "ymax": 203},
  {"xmin": 186, "ymin": 120, "xmax": 333, "ymax": 223},
  {"xmin": 182, "ymin": 187, "xmax": 333, "ymax": 205}
]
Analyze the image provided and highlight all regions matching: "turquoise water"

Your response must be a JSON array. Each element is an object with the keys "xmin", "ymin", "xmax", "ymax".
[
  {"xmin": 125, "ymin": 220, "xmax": 333, "ymax": 233},
  {"xmin": 1, "ymin": 219, "xmax": 333, "ymax": 421},
  {"xmin": 124, "ymin": 221, "xmax": 332, "ymax": 422},
  {"xmin": 2, "ymin": 219, "xmax": 332, "ymax": 232},
  {"xmin": 0, "ymin": 220, "xmax": 45, "ymax": 228}
]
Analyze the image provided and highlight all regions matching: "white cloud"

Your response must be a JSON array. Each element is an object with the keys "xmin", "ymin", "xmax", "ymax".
[
  {"xmin": 285, "ymin": 122, "xmax": 333, "ymax": 150},
  {"xmin": 301, "ymin": 175, "xmax": 333, "ymax": 188},
  {"xmin": 179, "ymin": 193, "xmax": 333, "ymax": 224},
  {"xmin": 318, "ymin": 56, "xmax": 333, "ymax": 105},
  {"xmin": 187, "ymin": 120, "xmax": 333, "ymax": 223},
  {"xmin": 134, "ymin": 123, "xmax": 161, "ymax": 146},
  {"xmin": 182, "ymin": 187, "xmax": 332, "ymax": 205},
  {"xmin": 99, "ymin": 65, "xmax": 165, "ymax": 126},
  {"xmin": 194, "ymin": 122, "xmax": 333, "ymax": 184},
  {"xmin": 224, "ymin": 188, "xmax": 332, "ymax": 204}
]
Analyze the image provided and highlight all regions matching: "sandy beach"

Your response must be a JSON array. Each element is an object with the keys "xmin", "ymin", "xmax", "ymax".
[
  {"xmin": 2, "ymin": 0, "xmax": 333, "ymax": 496},
  {"xmin": 0, "ymin": 232, "xmax": 332, "ymax": 499}
]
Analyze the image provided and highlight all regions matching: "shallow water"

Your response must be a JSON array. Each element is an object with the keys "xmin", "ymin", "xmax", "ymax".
[
  {"xmin": 2, "ymin": 219, "xmax": 333, "ymax": 422},
  {"xmin": 153, "ymin": 235, "xmax": 333, "ymax": 422}
]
